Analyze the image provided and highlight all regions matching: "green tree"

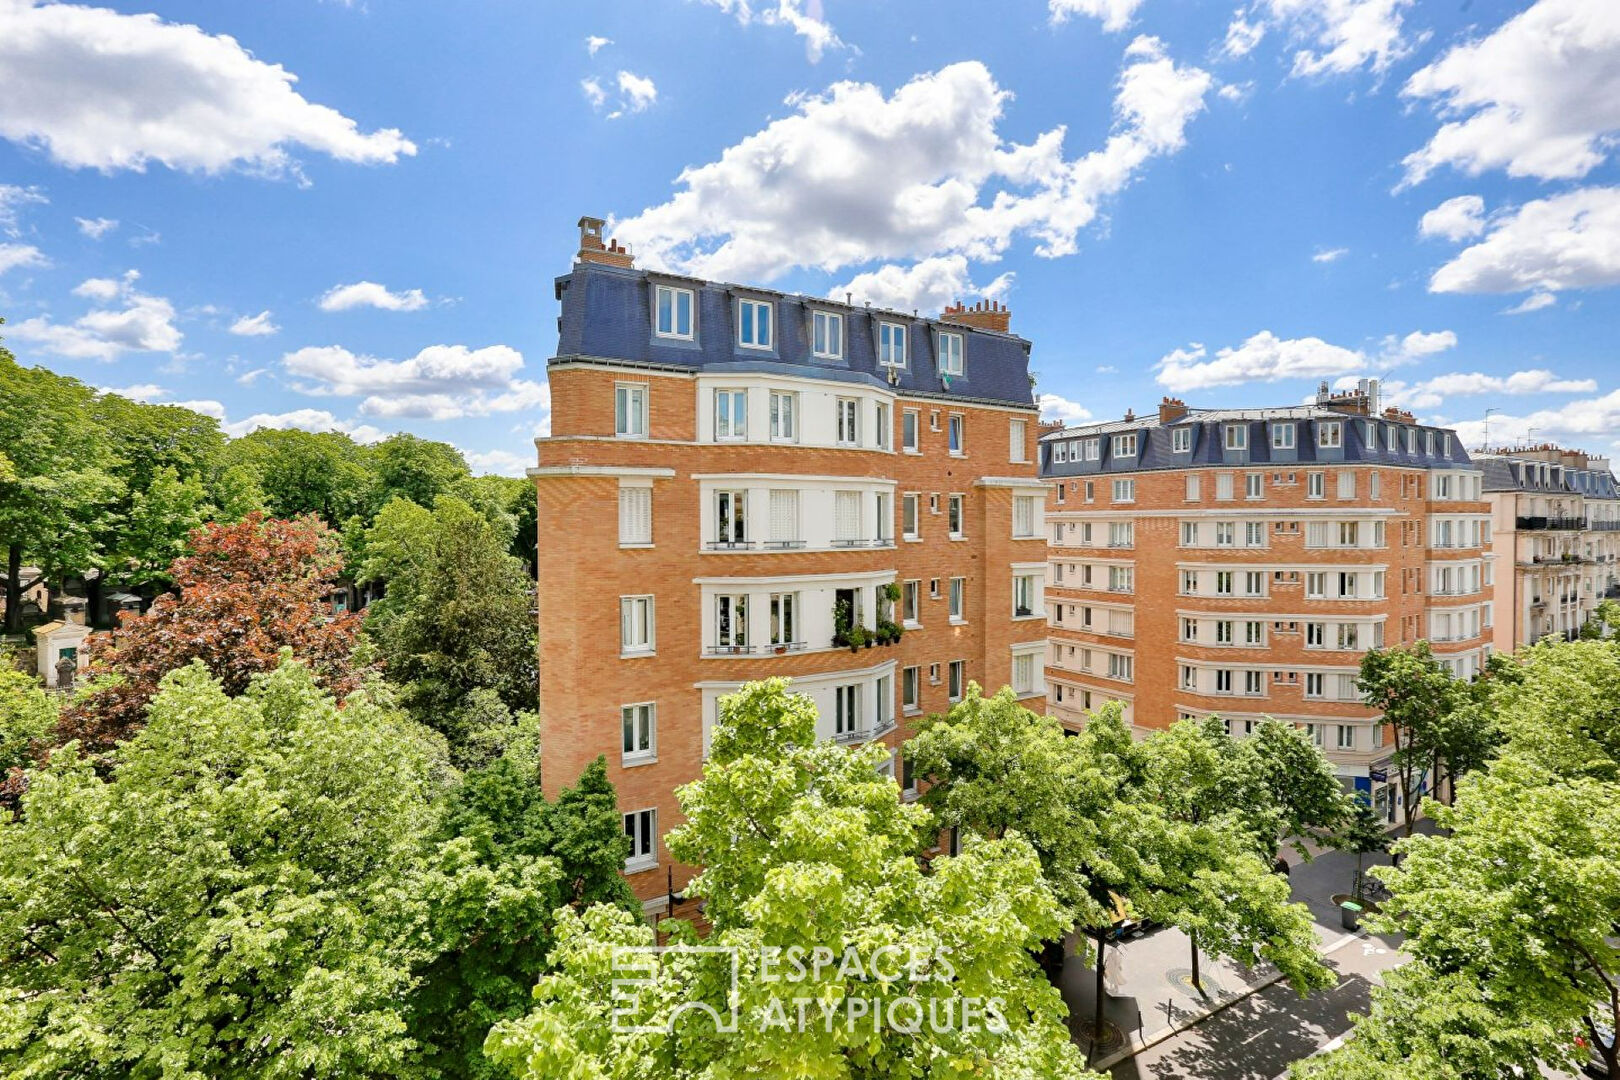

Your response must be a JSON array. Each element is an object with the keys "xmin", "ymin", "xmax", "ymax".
[
  {"xmin": 220, "ymin": 427, "xmax": 379, "ymax": 525},
  {"xmin": 359, "ymin": 496, "xmax": 537, "ymax": 752},
  {"xmin": 368, "ymin": 433, "xmax": 471, "ymax": 509},
  {"xmin": 112, "ymin": 464, "xmax": 208, "ymax": 591},
  {"xmin": 0, "ymin": 660, "xmax": 55, "ymax": 778},
  {"xmin": 0, "ymin": 659, "xmax": 446, "ymax": 1078},
  {"xmin": 1329, "ymin": 800, "xmax": 1390, "ymax": 903},
  {"xmin": 485, "ymin": 678, "xmax": 1099, "ymax": 1080},
  {"xmin": 451, "ymin": 474, "xmax": 538, "ymax": 574},
  {"xmin": 1357, "ymin": 643, "xmax": 1467, "ymax": 833},
  {"xmin": 1487, "ymin": 638, "xmax": 1620, "ymax": 781}
]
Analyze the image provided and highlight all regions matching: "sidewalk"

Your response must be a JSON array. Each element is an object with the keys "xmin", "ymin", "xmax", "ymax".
[{"xmin": 1055, "ymin": 837, "xmax": 1407, "ymax": 1068}]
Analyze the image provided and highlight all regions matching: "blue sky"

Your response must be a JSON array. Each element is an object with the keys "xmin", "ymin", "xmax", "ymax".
[{"xmin": 0, "ymin": 0, "xmax": 1616, "ymax": 475}]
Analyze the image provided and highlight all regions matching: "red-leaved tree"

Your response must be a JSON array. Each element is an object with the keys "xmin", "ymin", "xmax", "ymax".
[{"xmin": 59, "ymin": 513, "xmax": 370, "ymax": 752}]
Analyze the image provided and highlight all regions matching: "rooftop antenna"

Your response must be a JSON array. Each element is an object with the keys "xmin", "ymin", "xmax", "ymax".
[{"xmin": 1482, "ymin": 407, "xmax": 1498, "ymax": 451}]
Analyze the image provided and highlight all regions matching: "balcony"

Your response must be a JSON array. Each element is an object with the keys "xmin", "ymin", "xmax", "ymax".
[
  {"xmin": 761, "ymin": 539, "xmax": 808, "ymax": 550},
  {"xmin": 706, "ymin": 540, "xmax": 756, "ymax": 551},
  {"xmin": 1591, "ymin": 521, "xmax": 1620, "ymax": 532},
  {"xmin": 830, "ymin": 537, "xmax": 889, "ymax": 548},
  {"xmin": 1517, "ymin": 516, "xmax": 1587, "ymax": 530},
  {"xmin": 704, "ymin": 641, "xmax": 810, "ymax": 656},
  {"xmin": 833, "ymin": 716, "xmax": 895, "ymax": 744}
]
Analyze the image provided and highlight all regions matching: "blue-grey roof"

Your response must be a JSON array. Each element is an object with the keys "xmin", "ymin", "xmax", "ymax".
[
  {"xmin": 552, "ymin": 262, "xmax": 1037, "ymax": 409},
  {"xmin": 1475, "ymin": 454, "xmax": 1620, "ymax": 498},
  {"xmin": 1040, "ymin": 407, "xmax": 1477, "ymax": 478}
]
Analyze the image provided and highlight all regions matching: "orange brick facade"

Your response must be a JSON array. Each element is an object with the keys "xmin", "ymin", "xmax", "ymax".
[{"xmin": 536, "ymin": 363, "xmax": 1045, "ymax": 908}]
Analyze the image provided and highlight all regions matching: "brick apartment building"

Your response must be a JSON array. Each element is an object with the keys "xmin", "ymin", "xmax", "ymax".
[
  {"xmin": 1039, "ymin": 381, "xmax": 1493, "ymax": 817},
  {"xmin": 1476, "ymin": 445, "xmax": 1620, "ymax": 650},
  {"xmin": 532, "ymin": 218, "xmax": 1048, "ymax": 911}
]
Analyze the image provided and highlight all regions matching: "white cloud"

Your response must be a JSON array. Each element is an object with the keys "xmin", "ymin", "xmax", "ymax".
[
  {"xmin": 0, "ymin": 0, "xmax": 414, "ymax": 177},
  {"xmin": 0, "ymin": 242, "xmax": 45, "ymax": 275},
  {"xmin": 616, "ymin": 70, "xmax": 657, "ymax": 113},
  {"xmin": 464, "ymin": 448, "xmax": 531, "ymax": 477},
  {"xmin": 235, "ymin": 367, "xmax": 269, "ymax": 386},
  {"xmin": 1447, "ymin": 388, "xmax": 1620, "ymax": 450},
  {"xmin": 1238, "ymin": 0, "xmax": 1417, "ymax": 77},
  {"xmin": 75, "ymin": 215, "xmax": 118, "ymax": 239},
  {"xmin": 1312, "ymin": 246, "xmax": 1348, "ymax": 262},
  {"xmin": 1503, "ymin": 291, "xmax": 1556, "ymax": 315},
  {"xmin": 280, "ymin": 343, "xmax": 549, "ymax": 421},
  {"xmin": 317, "ymin": 280, "xmax": 429, "ymax": 312},
  {"xmin": 696, "ymin": 0, "xmax": 844, "ymax": 62},
  {"xmin": 1417, "ymin": 194, "xmax": 1486, "ymax": 241},
  {"xmin": 1342, "ymin": 367, "xmax": 1594, "ymax": 411},
  {"xmin": 1039, "ymin": 393, "xmax": 1093, "ymax": 423},
  {"xmin": 585, "ymin": 35, "xmax": 612, "ymax": 56},
  {"xmin": 1216, "ymin": 81, "xmax": 1253, "ymax": 102},
  {"xmin": 1428, "ymin": 187, "xmax": 1620, "ymax": 296},
  {"xmin": 1385, "ymin": 328, "xmax": 1456, "ymax": 361},
  {"xmin": 1400, "ymin": 0, "xmax": 1620, "ymax": 187},
  {"xmin": 833, "ymin": 254, "xmax": 1013, "ymax": 315},
  {"xmin": 1049, "ymin": 0, "xmax": 1145, "ymax": 32},
  {"xmin": 222, "ymin": 408, "xmax": 383, "ymax": 442},
  {"xmin": 10, "ymin": 270, "xmax": 181, "ymax": 361},
  {"xmin": 580, "ymin": 77, "xmax": 606, "ymax": 109},
  {"xmin": 95, "ymin": 382, "xmax": 167, "ymax": 402},
  {"xmin": 229, "ymin": 310, "xmax": 279, "ymax": 336},
  {"xmin": 1222, "ymin": 11, "xmax": 1266, "ymax": 57},
  {"xmin": 1096, "ymin": 364, "xmax": 1118, "ymax": 374},
  {"xmin": 613, "ymin": 44, "xmax": 1210, "ymax": 284},
  {"xmin": 0, "ymin": 183, "xmax": 45, "ymax": 235},
  {"xmin": 1154, "ymin": 326, "xmax": 1456, "ymax": 392}
]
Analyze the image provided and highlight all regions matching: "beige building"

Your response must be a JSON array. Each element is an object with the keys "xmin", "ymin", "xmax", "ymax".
[{"xmin": 1477, "ymin": 446, "xmax": 1620, "ymax": 650}]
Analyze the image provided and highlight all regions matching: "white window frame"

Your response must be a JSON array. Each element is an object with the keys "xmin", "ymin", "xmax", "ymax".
[
  {"xmin": 622, "ymin": 702, "xmax": 656, "ymax": 764},
  {"xmin": 948, "ymin": 414, "xmax": 965, "ymax": 455},
  {"xmin": 1318, "ymin": 420, "xmax": 1342, "ymax": 449},
  {"xmin": 938, "ymin": 331, "xmax": 964, "ymax": 376},
  {"xmin": 1009, "ymin": 419, "xmax": 1028, "ymax": 463},
  {"xmin": 1112, "ymin": 478, "xmax": 1135, "ymax": 503},
  {"xmin": 620, "ymin": 595, "xmax": 655, "ymax": 656},
  {"xmin": 714, "ymin": 389, "xmax": 747, "ymax": 441},
  {"xmin": 902, "ymin": 493, "xmax": 920, "ymax": 540},
  {"xmin": 618, "ymin": 484, "xmax": 652, "ymax": 547},
  {"xmin": 812, "ymin": 309, "xmax": 843, "ymax": 359},
  {"xmin": 615, "ymin": 383, "xmax": 648, "ymax": 439},
  {"xmin": 769, "ymin": 391, "xmax": 797, "ymax": 442},
  {"xmin": 836, "ymin": 397, "xmax": 860, "ymax": 447},
  {"xmin": 737, "ymin": 297, "xmax": 773, "ymax": 350},
  {"xmin": 1112, "ymin": 433, "xmax": 1138, "ymax": 458},
  {"xmin": 654, "ymin": 285, "xmax": 694, "ymax": 340},
  {"xmin": 624, "ymin": 808, "xmax": 658, "ymax": 872},
  {"xmin": 949, "ymin": 576, "xmax": 965, "ymax": 622},
  {"xmin": 948, "ymin": 660, "xmax": 966, "ymax": 702},
  {"xmin": 1271, "ymin": 422, "xmax": 1295, "ymax": 450},
  {"xmin": 1172, "ymin": 426, "xmax": 1192, "ymax": 453},
  {"xmin": 1225, "ymin": 424, "xmax": 1248, "ymax": 451},
  {"xmin": 879, "ymin": 322, "xmax": 908, "ymax": 367}
]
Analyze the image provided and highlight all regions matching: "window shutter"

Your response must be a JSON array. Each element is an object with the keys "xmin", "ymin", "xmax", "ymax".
[
  {"xmin": 770, "ymin": 490, "xmax": 798, "ymax": 541},
  {"xmin": 834, "ymin": 491, "xmax": 860, "ymax": 540},
  {"xmin": 1306, "ymin": 521, "xmax": 1327, "ymax": 547},
  {"xmin": 619, "ymin": 487, "xmax": 651, "ymax": 544}
]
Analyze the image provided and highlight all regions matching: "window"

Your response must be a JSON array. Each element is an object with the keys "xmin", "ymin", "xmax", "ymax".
[
  {"xmin": 769, "ymin": 592, "xmax": 797, "ymax": 646},
  {"xmin": 1181, "ymin": 569, "xmax": 1198, "ymax": 594},
  {"xmin": 1181, "ymin": 617, "xmax": 1197, "ymax": 642},
  {"xmin": 1186, "ymin": 474, "xmax": 1200, "ymax": 501},
  {"xmin": 1112, "ymin": 479, "xmax": 1135, "ymax": 503},
  {"xmin": 833, "ymin": 490, "xmax": 861, "ymax": 544},
  {"xmin": 1216, "ymin": 669, "xmax": 1233, "ymax": 694},
  {"xmin": 1216, "ymin": 571, "xmax": 1234, "ymax": 596},
  {"xmin": 876, "ymin": 403, "xmax": 890, "ymax": 450},
  {"xmin": 623, "ymin": 809, "xmax": 657, "ymax": 871},
  {"xmin": 949, "ymin": 577, "xmax": 965, "ymax": 621},
  {"xmin": 1245, "ymin": 571, "xmax": 1264, "ymax": 596},
  {"xmin": 1082, "ymin": 438, "xmax": 1101, "ymax": 460},
  {"xmin": 769, "ymin": 391, "xmax": 797, "ymax": 440},
  {"xmin": 903, "ymin": 580, "xmax": 921, "ymax": 625},
  {"xmin": 1245, "ymin": 620, "xmax": 1263, "ymax": 645},
  {"xmin": 1108, "ymin": 521, "xmax": 1132, "ymax": 547},
  {"xmin": 1225, "ymin": 424, "xmax": 1248, "ymax": 451},
  {"xmin": 902, "ymin": 409, "xmax": 919, "ymax": 452},
  {"xmin": 1336, "ymin": 724, "xmax": 1355, "ymax": 750},
  {"xmin": 938, "ymin": 331, "xmax": 963, "ymax": 376},
  {"xmin": 902, "ymin": 666, "xmax": 921, "ymax": 711},
  {"xmin": 902, "ymin": 494, "xmax": 919, "ymax": 539},
  {"xmin": 1216, "ymin": 522, "xmax": 1235, "ymax": 547},
  {"xmin": 715, "ymin": 594, "xmax": 747, "ymax": 651},
  {"xmin": 1013, "ymin": 495, "xmax": 1038, "ymax": 538},
  {"xmin": 1245, "ymin": 521, "xmax": 1264, "ymax": 546},
  {"xmin": 622, "ymin": 703, "xmax": 655, "ymax": 763},
  {"xmin": 836, "ymin": 398, "xmax": 859, "ymax": 446},
  {"xmin": 1216, "ymin": 620, "xmax": 1234, "ymax": 645},
  {"xmin": 948, "ymin": 414, "xmax": 964, "ymax": 454},
  {"xmin": 1013, "ymin": 652, "xmax": 1036, "ymax": 695},
  {"xmin": 1172, "ymin": 426, "xmax": 1192, "ymax": 453},
  {"xmin": 1244, "ymin": 671, "xmax": 1263, "ymax": 695},
  {"xmin": 1307, "ymin": 471, "xmax": 1324, "ymax": 499},
  {"xmin": 949, "ymin": 494, "xmax": 965, "ymax": 537},
  {"xmin": 835, "ymin": 685, "xmax": 859, "ymax": 737},
  {"xmin": 654, "ymin": 285, "xmax": 693, "ymax": 339},
  {"xmin": 615, "ymin": 384, "xmax": 648, "ymax": 438},
  {"xmin": 1305, "ymin": 673, "xmax": 1326, "ymax": 698},
  {"xmin": 737, "ymin": 298, "xmax": 772, "ymax": 349},
  {"xmin": 715, "ymin": 490, "xmax": 747, "ymax": 546},
  {"xmin": 715, "ymin": 389, "xmax": 747, "ymax": 440},
  {"xmin": 879, "ymin": 322, "xmax": 908, "ymax": 367},
  {"xmin": 1108, "ymin": 653, "xmax": 1133, "ymax": 682},
  {"xmin": 1307, "ymin": 622, "xmax": 1325, "ymax": 647},
  {"xmin": 1013, "ymin": 574, "xmax": 1038, "ymax": 617},
  {"xmin": 620, "ymin": 596, "xmax": 654, "ymax": 654},
  {"xmin": 1370, "ymin": 471, "xmax": 1381, "ymax": 500},
  {"xmin": 812, "ymin": 310, "xmax": 842, "ymax": 358},
  {"xmin": 1216, "ymin": 473, "xmax": 1234, "ymax": 500},
  {"xmin": 1108, "ymin": 566, "xmax": 1133, "ymax": 593},
  {"xmin": 619, "ymin": 486, "xmax": 652, "ymax": 545},
  {"xmin": 1271, "ymin": 423, "xmax": 1295, "ymax": 449},
  {"xmin": 1318, "ymin": 421, "xmax": 1341, "ymax": 449},
  {"xmin": 1112, "ymin": 434, "xmax": 1138, "ymax": 457},
  {"xmin": 1009, "ymin": 419, "xmax": 1028, "ymax": 462},
  {"xmin": 874, "ymin": 492, "xmax": 891, "ymax": 542},
  {"xmin": 1180, "ymin": 521, "xmax": 1198, "ymax": 546},
  {"xmin": 1337, "ymin": 470, "xmax": 1355, "ymax": 499},
  {"xmin": 1246, "ymin": 473, "xmax": 1263, "ymax": 499},
  {"xmin": 948, "ymin": 660, "xmax": 966, "ymax": 701}
]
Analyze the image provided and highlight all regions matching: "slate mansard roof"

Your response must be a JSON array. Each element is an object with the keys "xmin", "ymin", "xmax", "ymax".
[
  {"xmin": 1039, "ymin": 405, "xmax": 1478, "ymax": 479},
  {"xmin": 552, "ymin": 262, "xmax": 1038, "ymax": 410},
  {"xmin": 1474, "ymin": 455, "xmax": 1620, "ymax": 499}
]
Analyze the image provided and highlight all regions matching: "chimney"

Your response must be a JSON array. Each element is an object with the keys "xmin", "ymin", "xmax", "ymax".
[
  {"xmin": 1038, "ymin": 419, "xmax": 1067, "ymax": 438},
  {"xmin": 1158, "ymin": 396, "xmax": 1188, "ymax": 424},
  {"xmin": 576, "ymin": 215, "xmax": 634, "ymax": 269},
  {"xmin": 940, "ymin": 298, "xmax": 1011, "ymax": 333}
]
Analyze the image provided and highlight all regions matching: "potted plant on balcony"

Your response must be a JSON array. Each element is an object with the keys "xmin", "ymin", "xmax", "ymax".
[
  {"xmin": 846, "ymin": 624, "xmax": 869, "ymax": 653},
  {"xmin": 876, "ymin": 619, "xmax": 903, "ymax": 645},
  {"xmin": 832, "ymin": 599, "xmax": 853, "ymax": 649}
]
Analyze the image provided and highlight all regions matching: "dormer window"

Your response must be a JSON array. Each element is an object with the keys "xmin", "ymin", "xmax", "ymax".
[
  {"xmin": 938, "ymin": 332, "xmax": 964, "ymax": 376},
  {"xmin": 737, "ymin": 298, "xmax": 773, "ymax": 350},
  {"xmin": 1318, "ymin": 421, "xmax": 1342, "ymax": 449},
  {"xmin": 1271, "ymin": 422, "xmax": 1295, "ymax": 449},
  {"xmin": 879, "ymin": 322, "xmax": 907, "ymax": 367},
  {"xmin": 1172, "ymin": 427, "xmax": 1192, "ymax": 453},
  {"xmin": 1112, "ymin": 433, "xmax": 1137, "ymax": 458},
  {"xmin": 812, "ymin": 310, "xmax": 843, "ymax": 359},
  {"xmin": 654, "ymin": 285, "xmax": 693, "ymax": 340},
  {"xmin": 1225, "ymin": 424, "xmax": 1248, "ymax": 451}
]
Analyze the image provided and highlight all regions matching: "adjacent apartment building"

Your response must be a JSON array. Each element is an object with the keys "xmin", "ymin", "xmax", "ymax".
[
  {"xmin": 1040, "ymin": 382, "xmax": 1493, "ymax": 816},
  {"xmin": 1476, "ymin": 445, "xmax": 1620, "ymax": 650},
  {"xmin": 533, "ymin": 218, "xmax": 1048, "ymax": 911}
]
